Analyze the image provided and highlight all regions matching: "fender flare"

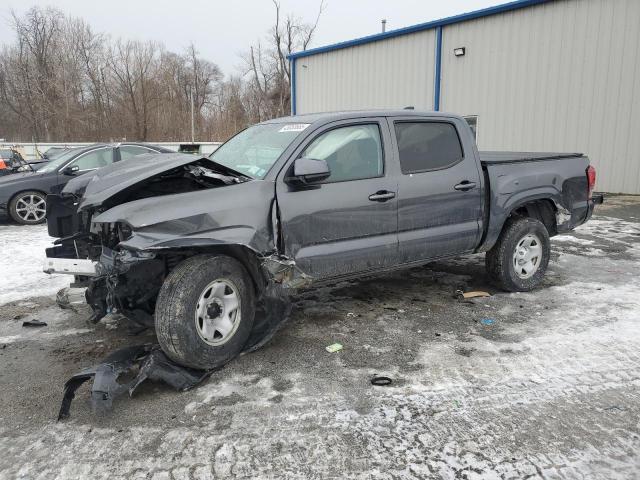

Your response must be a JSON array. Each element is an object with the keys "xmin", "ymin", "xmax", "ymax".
[{"xmin": 480, "ymin": 189, "xmax": 562, "ymax": 252}]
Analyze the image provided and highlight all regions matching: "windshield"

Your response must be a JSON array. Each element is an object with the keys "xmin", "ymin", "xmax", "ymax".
[
  {"xmin": 37, "ymin": 148, "xmax": 81, "ymax": 172},
  {"xmin": 209, "ymin": 123, "xmax": 310, "ymax": 178}
]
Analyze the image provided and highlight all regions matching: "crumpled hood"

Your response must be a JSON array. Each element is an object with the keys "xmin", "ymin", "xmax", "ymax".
[{"xmin": 74, "ymin": 153, "xmax": 218, "ymax": 209}]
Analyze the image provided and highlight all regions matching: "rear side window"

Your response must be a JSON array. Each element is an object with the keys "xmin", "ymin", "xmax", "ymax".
[
  {"xmin": 120, "ymin": 145, "xmax": 155, "ymax": 160},
  {"xmin": 301, "ymin": 124, "xmax": 383, "ymax": 183},
  {"xmin": 394, "ymin": 122, "xmax": 463, "ymax": 173}
]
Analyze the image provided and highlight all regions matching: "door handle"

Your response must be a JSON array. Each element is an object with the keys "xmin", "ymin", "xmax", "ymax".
[
  {"xmin": 368, "ymin": 190, "xmax": 396, "ymax": 202},
  {"xmin": 454, "ymin": 181, "xmax": 477, "ymax": 191}
]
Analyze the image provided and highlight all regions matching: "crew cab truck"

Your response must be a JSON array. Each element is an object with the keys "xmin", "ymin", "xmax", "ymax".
[{"xmin": 43, "ymin": 111, "xmax": 602, "ymax": 370}]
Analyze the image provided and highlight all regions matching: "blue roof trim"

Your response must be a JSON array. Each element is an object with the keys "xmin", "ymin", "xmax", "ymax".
[{"xmin": 288, "ymin": 0, "xmax": 551, "ymax": 60}]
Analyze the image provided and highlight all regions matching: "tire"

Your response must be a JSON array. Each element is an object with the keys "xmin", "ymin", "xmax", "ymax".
[
  {"xmin": 9, "ymin": 190, "xmax": 47, "ymax": 225},
  {"xmin": 486, "ymin": 217, "xmax": 550, "ymax": 292},
  {"xmin": 155, "ymin": 254, "xmax": 256, "ymax": 369}
]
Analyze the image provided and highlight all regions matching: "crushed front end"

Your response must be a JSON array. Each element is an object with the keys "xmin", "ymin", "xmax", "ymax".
[
  {"xmin": 43, "ymin": 154, "xmax": 308, "ymax": 344},
  {"xmin": 45, "ymin": 194, "xmax": 168, "ymax": 324}
]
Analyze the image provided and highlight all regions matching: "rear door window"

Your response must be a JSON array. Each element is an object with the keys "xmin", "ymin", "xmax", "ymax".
[
  {"xmin": 119, "ymin": 145, "xmax": 156, "ymax": 160},
  {"xmin": 394, "ymin": 122, "xmax": 463, "ymax": 174}
]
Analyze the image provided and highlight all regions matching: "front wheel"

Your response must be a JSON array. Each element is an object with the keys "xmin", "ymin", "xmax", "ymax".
[
  {"xmin": 486, "ymin": 217, "xmax": 550, "ymax": 292},
  {"xmin": 9, "ymin": 190, "xmax": 47, "ymax": 224},
  {"xmin": 155, "ymin": 254, "xmax": 256, "ymax": 369}
]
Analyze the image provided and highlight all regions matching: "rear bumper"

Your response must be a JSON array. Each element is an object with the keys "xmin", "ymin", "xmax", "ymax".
[{"xmin": 585, "ymin": 193, "xmax": 604, "ymax": 222}]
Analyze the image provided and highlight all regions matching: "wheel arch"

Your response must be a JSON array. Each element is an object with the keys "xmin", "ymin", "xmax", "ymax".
[
  {"xmin": 10, "ymin": 188, "xmax": 48, "ymax": 205},
  {"xmin": 480, "ymin": 193, "xmax": 560, "ymax": 252},
  {"xmin": 507, "ymin": 198, "xmax": 558, "ymax": 236},
  {"xmin": 154, "ymin": 243, "xmax": 269, "ymax": 297}
]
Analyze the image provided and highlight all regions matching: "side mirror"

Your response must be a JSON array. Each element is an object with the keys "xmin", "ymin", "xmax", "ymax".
[
  {"xmin": 286, "ymin": 158, "xmax": 331, "ymax": 185},
  {"xmin": 62, "ymin": 165, "xmax": 80, "ymax": 176}
]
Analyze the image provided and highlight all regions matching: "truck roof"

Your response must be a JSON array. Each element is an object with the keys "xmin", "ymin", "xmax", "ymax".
[{"xmin": 262, "ymin": 110, "xmax": 458, "ymax": 125}]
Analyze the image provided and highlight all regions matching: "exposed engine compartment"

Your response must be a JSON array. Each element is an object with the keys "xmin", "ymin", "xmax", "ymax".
[{"xmin": 95, "ymin": 161, "xmax": 246, "ymax": 212}]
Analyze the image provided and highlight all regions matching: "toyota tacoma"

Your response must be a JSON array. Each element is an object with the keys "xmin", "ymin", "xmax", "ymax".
[{"xmin": 43, "ymin": 110, "xmax": 603, "ymax": 369}]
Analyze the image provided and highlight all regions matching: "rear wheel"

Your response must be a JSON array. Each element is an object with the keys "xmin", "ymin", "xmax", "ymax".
[
  {"xmin": 486, "ymin": 217, "xmax": 550, "ymax": 292},
  {"xmin": 155, "ymin": 254, "xmax": 255, "ymax": 369},
  {"xmin": 9, "ymin": 190, "xmax": 47, "ymax": 224}
]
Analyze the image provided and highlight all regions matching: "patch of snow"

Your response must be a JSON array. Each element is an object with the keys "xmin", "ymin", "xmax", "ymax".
[
  {"xmin": 42, "ymin": 328, "xmax": 93, "ymax": 338},
  {"xmin": 0, "ymin": 224, "xmax": 69, "ymax": 305},
  {"xmin": 0, "ymin": 335, "xmax": 21, "ymax": 344},
  {"xmin": 552, "ymin": 235, "xmax": 595, "ymax": 245}
]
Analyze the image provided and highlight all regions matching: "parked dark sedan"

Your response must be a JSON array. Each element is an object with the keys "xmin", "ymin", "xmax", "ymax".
[{"xmin": 0, "ymin": 143, "xmax": 173, "ymax": 224}]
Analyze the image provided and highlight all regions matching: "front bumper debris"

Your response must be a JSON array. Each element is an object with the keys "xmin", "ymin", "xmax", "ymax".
[
  {"xmin": 56, "ymin": 287, "xmax": 88, "ymax": 309},
  {"xmin": 58, "ymin": 344, "xmax": 212, "ymax": 420},
  {"xmin": 43, "ymin": 257, "xmax": 98, "ymax": 276}
]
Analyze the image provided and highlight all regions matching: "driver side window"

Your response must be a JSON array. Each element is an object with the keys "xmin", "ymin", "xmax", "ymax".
[
  {"xmin": 70, "ymin": 148, "xmax": 113, "ymax": 170},
  {"xmin": 301, "ymin": 124, "xmax": 384, "ymax": 183}
]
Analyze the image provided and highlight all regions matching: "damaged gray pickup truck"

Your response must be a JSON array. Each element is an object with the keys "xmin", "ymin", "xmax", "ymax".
[{"xmin": 44, "ymin": 110, "xmax": 602, "ymax": 370}]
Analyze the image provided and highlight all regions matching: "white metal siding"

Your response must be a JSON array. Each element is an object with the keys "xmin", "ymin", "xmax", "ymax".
[
  {"xmin": 295, "ymin": 30, "xmax": 436, "ymax": 114},
  {"xmin": 294, "ymin": 0, "xmax": 640, "ymax": 193},
  {"xmin": 440, "ymin": 0, "xmax": 640, "ymax": 193}
]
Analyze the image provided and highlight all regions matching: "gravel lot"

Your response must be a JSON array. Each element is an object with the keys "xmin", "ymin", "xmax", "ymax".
[{"xmin": 0, "ymin": 196, "xmax": 639, "ymax": 479}]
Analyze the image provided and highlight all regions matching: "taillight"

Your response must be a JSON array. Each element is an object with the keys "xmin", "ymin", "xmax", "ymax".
[{"xmin": 586, "ymin": 165, "xmax": 596, "ymax": 198}]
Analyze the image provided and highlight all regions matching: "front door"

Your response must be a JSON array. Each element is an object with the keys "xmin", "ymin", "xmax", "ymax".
[
  {"xmin": 276, "ymin": 119, "xmax": 399, "ymax": 280},
  {"xmin": 390, "ymin": 117, "xmax": 483, "ymax": 262}
]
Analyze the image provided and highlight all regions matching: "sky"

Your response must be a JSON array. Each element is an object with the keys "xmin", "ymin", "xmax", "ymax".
[{"xmin": 0, "ymin": 0, "xmax": 504, "ymax": 75}]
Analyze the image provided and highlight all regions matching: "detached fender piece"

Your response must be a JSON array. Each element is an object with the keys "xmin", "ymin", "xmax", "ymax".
[{"xmin": 58, "ymin": 344, "xmax": 211, "ymax": 420}]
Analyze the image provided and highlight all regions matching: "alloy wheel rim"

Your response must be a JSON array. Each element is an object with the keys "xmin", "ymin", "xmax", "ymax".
[
  {"xmin": 512, "ymin": 233, "xmax": 542, "ymax": 279},
  {"xmin": 194, "ymin": 279, "xmax": 241, "ymax": 346},
  {"xmin": 16, "ymin": 194, "xmax": 46, "ymax": 222}
]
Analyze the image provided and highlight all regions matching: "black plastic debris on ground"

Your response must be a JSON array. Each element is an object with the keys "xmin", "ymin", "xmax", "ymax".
[
  {"xmin": 58, "ymin": 344, "xmax": 212, "ymax": 420},
  {"xmin": 371, "ymin": 376, "xmax": 393, "ymax": 386},
  {"xmin": 58, "ymin": 286, "xmax": 292, "ymax": 420},
  {"xmin": 22, "ymin": 319, "xmax": 47, "ymax": 327}
]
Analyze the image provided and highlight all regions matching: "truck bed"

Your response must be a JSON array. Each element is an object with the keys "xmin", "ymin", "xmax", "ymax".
[{"xmin": 480, "ymin": 151, "xmax": 584, "ymax": 164}]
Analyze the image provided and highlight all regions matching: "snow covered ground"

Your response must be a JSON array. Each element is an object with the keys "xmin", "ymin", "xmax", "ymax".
[
  {"xmin": 0, "ymin": 199, "xmax": 639, "ymax": 479},
  {"xmin": 0, "ymin": 224, "xmax": 69, "ymax": 305}
]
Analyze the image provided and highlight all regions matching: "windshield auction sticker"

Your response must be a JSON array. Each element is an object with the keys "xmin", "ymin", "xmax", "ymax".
[{"xmin": 279, "ymin": 124, "xmax": 310, "ymax": 133}]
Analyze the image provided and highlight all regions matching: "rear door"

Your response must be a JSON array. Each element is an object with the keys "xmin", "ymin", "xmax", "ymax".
[
  {"xmin": 390, "ymin": 116, "xmax": 483, "ymax": 262},
  {"xmin": 276, "ymin": 118, "xmax": 399, "ymax": 280}
]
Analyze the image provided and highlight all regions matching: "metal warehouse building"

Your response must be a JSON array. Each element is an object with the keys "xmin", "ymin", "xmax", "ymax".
[{"xmin": 288, "ymin": 0, "xmax": 640, "ymax": 194}]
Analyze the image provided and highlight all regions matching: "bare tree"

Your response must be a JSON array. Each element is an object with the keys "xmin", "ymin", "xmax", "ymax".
[
  {"xmin": 243, "ymin": 0, "xmax": 324, "ymax": 120},
  {"xmin": 109, "ymin": 40, "xmax": 161, "ymax": 140},
  {"xmin": 0, "ymin": 3, "xmax": 321, "ymax": 143}
]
